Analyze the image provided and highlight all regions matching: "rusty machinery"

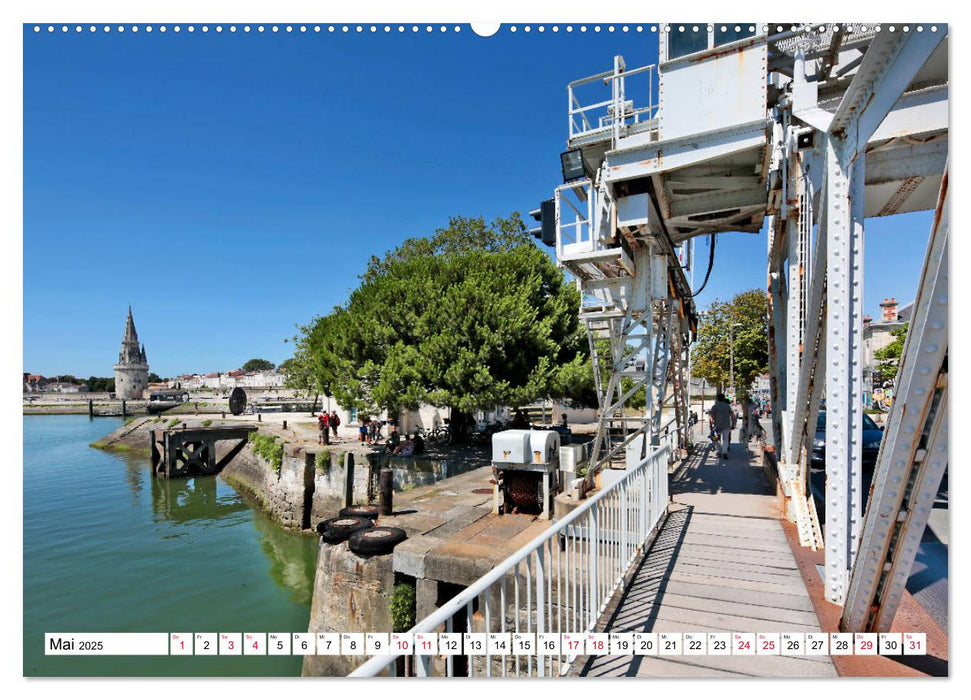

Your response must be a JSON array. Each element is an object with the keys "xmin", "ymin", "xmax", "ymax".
[{"xmin": 491, "ymin": 429, "xmax": 561, "ymax": 520}]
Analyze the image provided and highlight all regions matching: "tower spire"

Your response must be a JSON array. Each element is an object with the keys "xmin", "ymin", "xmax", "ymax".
[
  {"xmin": 124, "ymin": 305, "xmax": 137, "ymax": 343},
  {"xmin": 114, "ymin": 306, "xmax": 149, "ymax": 398}
]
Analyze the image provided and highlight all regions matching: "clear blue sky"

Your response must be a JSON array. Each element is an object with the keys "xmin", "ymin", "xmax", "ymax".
[{"xmin": 23, "ymin": 25, "xmax": 934, "ymax": 378}]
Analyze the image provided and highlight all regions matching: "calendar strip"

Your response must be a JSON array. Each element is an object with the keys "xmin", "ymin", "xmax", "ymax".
[{"xmin": 45, "ymin": 632, "xmax": 928, "ymax": 656}]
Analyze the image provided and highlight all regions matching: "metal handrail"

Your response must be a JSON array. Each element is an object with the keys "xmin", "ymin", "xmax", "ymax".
[
  {"xmin": 568, "ymin": 58, "xmax": 658, "ymax": 142},
  {"xmin": 350, "ymin": 444, "xmax": 671, "ymax": 677}
]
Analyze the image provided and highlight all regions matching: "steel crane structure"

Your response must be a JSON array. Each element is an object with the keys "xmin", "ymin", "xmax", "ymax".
[{"xmin": 537, "ymin": 23, "xmax": 947, "ymax": 632}]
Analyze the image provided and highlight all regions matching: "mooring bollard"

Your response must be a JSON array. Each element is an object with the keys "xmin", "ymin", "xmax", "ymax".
[
  {"xmin": 258, "ymin": 413, "xmax": 262, "ymax": 422},
  {"xmin": 122, "ymin": 399, "xmax": 127, "ymax": 417},
  {"xmin": 182, "ymin": 423, "xmax": 187, "ymax": 430},
  {"xmin": 379, "ymin": 468, "xmax": 394, "ymax": 516},
  {"xmin": 343, "ymin": 452, "xmax": 355, "ymax": 507},
  {"xmin": 88, "ymin": 399, "xmax": 94, "ymax": 419},
  {"xmin": 221, "ymin": 412, "xmax": 225, "ymax": 419},
  {"xmin": 283, "ymin": 420, "xmax": 288, "ymax": 430}
]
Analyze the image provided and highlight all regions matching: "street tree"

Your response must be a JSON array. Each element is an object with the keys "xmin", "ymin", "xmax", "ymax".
[
  {"xmin": 288, "ymin": 214, "xmax": 589, "ymax": 416},
  {"xmin": 692, "ymin": 289, "xmax": 769, "ymax": 396},
  {"xmin": 873, "ymin": 323, "xmax": 908, "ymax": 383}
]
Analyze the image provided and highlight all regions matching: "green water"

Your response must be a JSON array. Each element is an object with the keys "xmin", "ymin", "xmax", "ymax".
[{"xmin": 23, "ymin": 415, "xmax": 319, "ymax": 676}]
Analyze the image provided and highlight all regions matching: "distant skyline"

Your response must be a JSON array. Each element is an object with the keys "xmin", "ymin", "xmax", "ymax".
[{"xmin": 23, "ymin": 25, "xmax": 934, "ymax": 378}]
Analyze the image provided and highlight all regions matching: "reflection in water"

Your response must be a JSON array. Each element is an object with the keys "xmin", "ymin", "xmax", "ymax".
[
  {"xmin": 25, "ymin": 416, "xmax": 316, "ymax": 677},
  {"xmin": 150, "ymin": 473, "xmax": 249, "ymax": 524},
  {"xmin": 252, "ymin": 514, "xmax": 318, "ymax": 607}
]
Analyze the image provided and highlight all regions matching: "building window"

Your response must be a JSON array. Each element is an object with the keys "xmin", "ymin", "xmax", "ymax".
[{"xmin": 667, "ymin": 27, "xmax": 709, "ymax": 60}]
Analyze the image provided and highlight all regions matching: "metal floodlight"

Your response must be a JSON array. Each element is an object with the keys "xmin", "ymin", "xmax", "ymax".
[{"xmin": 560, "ymin": 148, "xmax": 586, "ymax": 183}]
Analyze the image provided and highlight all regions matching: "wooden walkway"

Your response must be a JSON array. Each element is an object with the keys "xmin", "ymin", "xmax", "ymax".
[{"xmin": 572, "ymin": 429, "xmax": 838, "ymax": 678}]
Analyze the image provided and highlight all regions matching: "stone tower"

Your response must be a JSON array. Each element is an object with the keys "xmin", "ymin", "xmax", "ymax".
[{"xmin": 113, "ymin": 306, "xmax": 150, "ymax": 399}]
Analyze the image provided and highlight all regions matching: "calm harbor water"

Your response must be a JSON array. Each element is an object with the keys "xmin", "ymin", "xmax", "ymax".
[{"xmin": 23, "ymin": 415, "xmax": 319, "ymax": 676}]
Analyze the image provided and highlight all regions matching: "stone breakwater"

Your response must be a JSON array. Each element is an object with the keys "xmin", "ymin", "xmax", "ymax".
[
  {"xmin": 92, "ymin": 417, "xmax": 374, "ymax": 533},
  {"xmin": 221, "ymin": 443, "xmax": 372, "ymax": 533}
]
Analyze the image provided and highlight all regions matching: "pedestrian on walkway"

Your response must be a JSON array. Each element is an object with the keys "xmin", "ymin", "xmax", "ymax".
[
  {"xmin": 739, "ymin": 395, "xmax": 754, "ymax": 443},
  {"xmin": 329, "ymin": 409, "xmax": 340, "ymax": 442},
  {"xmin": 369, "ymin": 417, "xmax": 382, "ymax": 444},
  {"xmin": 708, "ymin": 393, "xmax": 734, "ymax": 459},
  {"xmin": 318, "ymin": 411, "xmax": 330, "ymax": 445}
]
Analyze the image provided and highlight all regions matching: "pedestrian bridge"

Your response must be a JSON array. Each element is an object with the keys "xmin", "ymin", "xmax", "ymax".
[
  {"xmin": 349, "ymin": 22, "xmax": 948, "ymax": 677},
  {"xmin": 349, "ymin": 428, "xmax": 842, "ymax": 678}
]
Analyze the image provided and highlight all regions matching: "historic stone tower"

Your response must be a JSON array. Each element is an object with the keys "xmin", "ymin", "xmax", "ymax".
[{"xmin": 113, "ymin": 306, "xmax": 149, "ymax": 399}]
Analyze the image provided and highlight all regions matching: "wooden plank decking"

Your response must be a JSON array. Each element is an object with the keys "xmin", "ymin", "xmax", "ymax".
[{"xmin": 572, "ymin": 430, "xmax": 838, "ymax": 678}]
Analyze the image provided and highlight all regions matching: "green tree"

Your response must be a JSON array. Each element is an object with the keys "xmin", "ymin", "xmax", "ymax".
[
  {"xmin": 86, "ymin": 376, "xmax": 115, "ymax": 392},
  {"xmin": 242, "ymin": 358, "xmax": 275, "ymax": 372},
  {"xmin": 288, "ymin": 214, "xmax": 588, "ymax": 415},
  {"xmin": 873, "ymin": 323, "xmax": 908, "ymax": 382},
  {"xmin": 147, "ymin": 373, "xmax": 163, "ymax": 383},
  {"xmin": 692, "ymin": 289, "xmax": 769, "ymax": 395}
]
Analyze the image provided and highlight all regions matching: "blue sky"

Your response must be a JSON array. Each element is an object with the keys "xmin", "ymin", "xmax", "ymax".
[{"xmin": 23, "ymin": 25, "xmax": 934, "ymax": 378}]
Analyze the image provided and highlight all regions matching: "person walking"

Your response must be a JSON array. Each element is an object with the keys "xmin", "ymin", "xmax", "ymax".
[
  {"xmin": 708, "ymin": 393, "xmax": 734, "ymax": 460},
  {"xmin": 329, "ymin": 409, "xmax": 341, "ymax": 442},
  {"xmin": 369, "ymin": 417, "xmax": 382, "ymax": 444},
  {"xmin": 318, "ymin": 411, "xmax": 330, "ymax": 445}
]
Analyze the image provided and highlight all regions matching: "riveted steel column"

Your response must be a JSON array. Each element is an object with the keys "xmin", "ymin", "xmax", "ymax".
[
  {"xmin": 842, "ymin": 171, "xmax": 949, "ymax": 632},
  {"xmin": 785, "ymin": 160, "xmax": 804, "ymax": 441},
  {"xmin": 824, "ymin": 137, "xmax": 865, "ymax": 605}
]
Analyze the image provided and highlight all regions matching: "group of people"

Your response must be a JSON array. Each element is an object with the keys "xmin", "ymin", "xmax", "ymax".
[
  {"xmin": 316, "ymin": 410, "xmax": 342, "ymax": 445},
  {"xmin": 358, "ymin": 417, "xmax": 384, "ymax": 444},
  {"xmin": 706, "ymin": 393, "xmax": 764, "ymax": 460},
  {"xmin": 385, "ymin": 429, "xmax": 425, "ymax": 457},
  {"xmin": 316, "ymin": 410, "xmax": 429, "ymax": 458}
]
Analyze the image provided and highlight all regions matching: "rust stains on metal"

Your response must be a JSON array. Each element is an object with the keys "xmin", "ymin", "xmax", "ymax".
[{"xmin": 686, "ymin": 36, "xmax": 761, "ymax": 63}]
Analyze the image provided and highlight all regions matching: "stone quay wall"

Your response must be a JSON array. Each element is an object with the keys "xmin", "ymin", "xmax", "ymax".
[{"xmin": 301, "ymin": 542, "xmax": 395, "ymax": 676}]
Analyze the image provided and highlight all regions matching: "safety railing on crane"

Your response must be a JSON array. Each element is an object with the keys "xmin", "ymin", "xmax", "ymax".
[
  {"xmin": 349, "ymin": 445, "xmax": 671, "ymax": 678},
  {"xmin": 554, "ymin": 179, "xmax": 594, "ymax": 261},
  {"xmin": 555, "ymin": 176, "xmax": 618, "ymax": 265},
  {"xmin": 568, "ymin": 57, "xmax": 658, "ymax": 145}
]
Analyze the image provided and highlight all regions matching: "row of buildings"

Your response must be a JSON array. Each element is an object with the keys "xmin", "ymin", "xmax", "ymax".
[
  {"xmin": 170, "ymin": 369, "xmax": 286, "ymax": 391},
  {"xmin": 23, "ymin": 375, "xmax": 87, "ymax": 394}
]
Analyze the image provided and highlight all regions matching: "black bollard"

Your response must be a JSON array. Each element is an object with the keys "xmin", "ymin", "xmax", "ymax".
[
  {"xmin": 122, "ymin": 399, "xmax": 127, "ymax": 417},
  {"xmin": 283, "ymin": 420, "xmax": 288, "ymax": 430},
  {"xmin": 379, "ymin": 468, "xmax": 394, "ymax": 516},
  {"xmin": 258, "ymin": 413, "xmax": 262, "ymax": 422},
  {"xmin": 88, "ymin": 399, "xmax": 93, "ymax": 419}
]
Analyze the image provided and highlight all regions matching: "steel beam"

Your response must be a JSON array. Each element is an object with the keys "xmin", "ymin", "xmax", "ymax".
[
  {"xmin": 605, "ymin": 120, "xmax": 767, "ymax": 183},
  {"xmin": 830, "ymin": 29, "xmax": 945, "ymax": 146},
  {"xmin": 787, "ymin": 179, "xmax": 828, "ymax": 470},
  {"xmin": 823, "ymin": 136, "xmax": 865, "ymax": 604},
  {"xmin": 785, "ymin": 164, "xmax": 803, "ymax": 435},
  {"xmin": 841, "ymin": 169, "xmax": 948, "ymax": 633}
]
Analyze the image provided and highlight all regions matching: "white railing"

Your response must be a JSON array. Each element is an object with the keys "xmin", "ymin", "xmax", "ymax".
[
  {"xmin": 568, "ymin": 56, "xmax": 658, "ymax": 144},
  {"xmin": 555, "ymin": 176, "xmax": 618, "ymax": 264},
  {"xmin": 554, "ymin": 179, "xmax": 593, "ymax": 262},
  {"xmin": 349, "ymin": 445, "xmax": 671, "ymax": 677}
]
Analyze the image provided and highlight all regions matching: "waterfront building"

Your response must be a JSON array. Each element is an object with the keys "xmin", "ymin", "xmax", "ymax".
[{"xmin": 113, "ymin": 306, "xmax": 150, "ymax": 399}]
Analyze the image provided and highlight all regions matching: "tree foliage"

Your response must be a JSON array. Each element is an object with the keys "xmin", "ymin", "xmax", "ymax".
[
  {"xmin": 287, "ymin": 214, "xmax": 589, "ymax": 413},
  {"xmin": 242, "ymin": 358, "xmax": 275, "ymax": 372},
  {"xmin": 691, "ymin": 289, "xmax": 769, "ymax": 395},
  {"xmin": 86, "ymin": 376, "xmax": 116, "ymax": 392},
  {"xmin": 873, "ymin": 323, "xmax": 908, "ymax": 381}
]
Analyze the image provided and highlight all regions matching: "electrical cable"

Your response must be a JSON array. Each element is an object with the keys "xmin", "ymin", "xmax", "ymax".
[{"xmin": 689, "ymin": 233, "xmax": 716, "ymax": 297}]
